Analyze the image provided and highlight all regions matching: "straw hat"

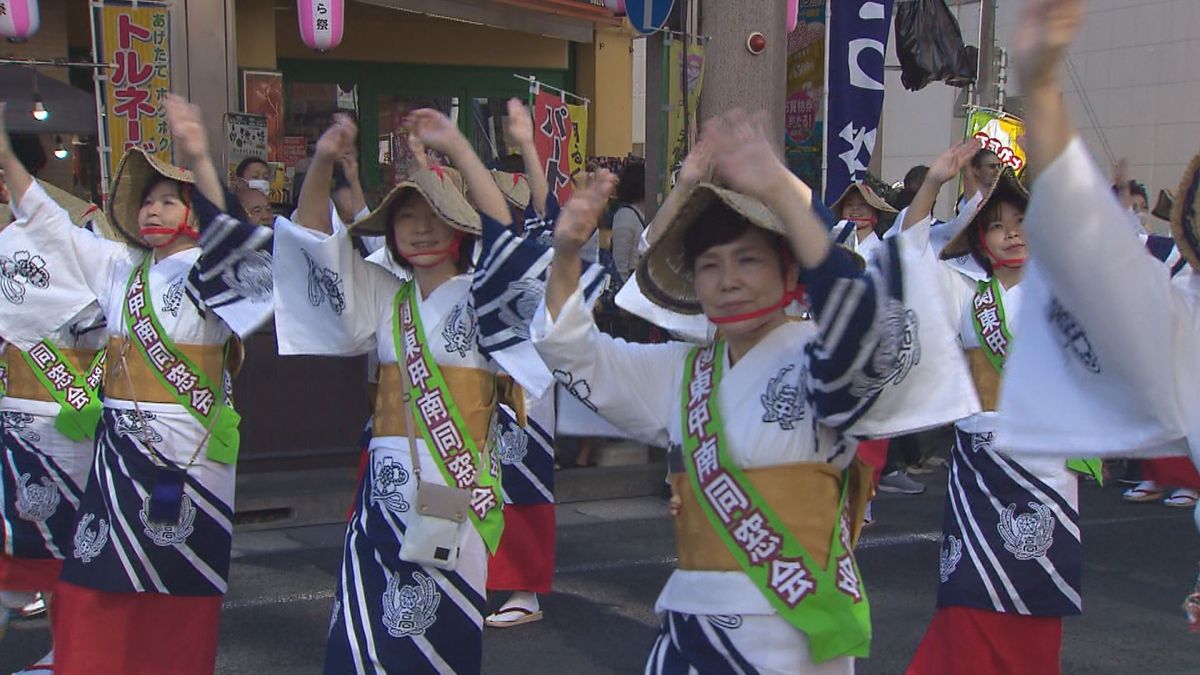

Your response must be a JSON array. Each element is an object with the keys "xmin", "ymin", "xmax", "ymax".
[
  {"xmin": 1152, "ymin": 188, "xmax": 1175, "ymax": 222},
  {"xmin": 635, "ymin": 181, "xmax": 856, "ymax": 315},
  {"xmin": 108, "ymin": 148, "xmax": 196, "ymax": 248},
  {"xmin": 352, "ymin": 165, "xmax": 481, "ymax": 237},
  {"xmin": 1171, "ymin": 150, "xmax": 1200, "ymax": 271},
  {"xmin": 830, "ymin": 182, "xmax": 898, "ymax": 218},
  {"xmin": 491, "ymin": 170, "xmax": 531, "ymax": 209},
  {"xmin": 37, "ymin": 180, "xmax": 117, "ymax": 240},
  {"xmin": 940, "ymin": 168, "xmax": 1029, "ymax": 261}
]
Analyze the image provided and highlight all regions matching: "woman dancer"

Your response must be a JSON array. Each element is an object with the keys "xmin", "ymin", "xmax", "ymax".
[{"xmin": 0, "ymin": 95, "xmax": 273, "ymax": 674}]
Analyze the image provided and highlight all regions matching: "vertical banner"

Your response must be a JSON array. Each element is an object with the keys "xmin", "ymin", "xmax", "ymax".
[
  {"xmin": 242, "ymin": 70, "xmax": 284, "ymax": 161},
  {"xmin": 966, "ymin": 109, "xmax": 1027, "ymax": 176},
  {"xmin": 92, "ymin": 0, "xmax": 171, "ymax": 181},
  {"xmin": 533, "ymin": 89, "xmax": 574, "ymax": 205},
  {"xmin": 785, "ymin": 1, "xmax": 826, "ymax": 193},
  {"xmin": 665, "ymin": 40, "xmax": 706, "ymax": 192},
  {"xmin": 567, "ymin": 103, "xmax": 589, "ymax": 180},
  {"xmin": 824, "ymin": 0, "xmax": 894, "ymax": 205}
]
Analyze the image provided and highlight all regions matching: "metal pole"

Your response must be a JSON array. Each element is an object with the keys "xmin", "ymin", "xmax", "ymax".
[{"xmin": 977, "ymin": 0, "xmax": 996, "ymax": 108}]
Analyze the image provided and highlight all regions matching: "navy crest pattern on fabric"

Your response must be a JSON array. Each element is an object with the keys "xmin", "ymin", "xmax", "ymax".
[
  {"xmin": 553, "ymin": 369, "xmax": 597, "ymax": 412},
  {"xmin": 491, "ymin": 402, "xmax": 555, "ymax": 505},
  {"xmin": 937, "ymin": 425, "xmax": 1082, "ymax": 616},
  {"xmin": 303, "ymin": 249, "xmax": 347, "ymax": 315},
  {"xmin": 1, "ymin": 421, "xmax": 85, "ymax": 561},
  {"xmin": 186, "ymin": 191, "xmax": 274, "ymax": 311},
  {"xmin": 325, "ymin": 455, "xmax": 485, "ymax": 675},
  {"xmin": 441, "ymin": 303, "xmax": 478, "ymax": 358},
  {"xmin": 760, "ymin": 365, "xmax": 807, "ymax": 431},
  {"xmin": 0, "ymin": 250, "xmax": 51, "ymax": 304},
  {"xmin": 1046, "ymin": 297, "xmax": 1101, "ymax": 374},
  {"xmin": 645, "ymin": 611, "xmax": 763, "ymax": 675},
  {"xmin": 162, "ymin": 277, "xmax": 185, "ymax": 316},
  {"xmin": 60, "ymin": 408, "xmax": 234, "ymax": 596}
]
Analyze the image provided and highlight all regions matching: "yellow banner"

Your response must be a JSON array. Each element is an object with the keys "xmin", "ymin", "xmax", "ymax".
[
  {"xmin": 95, "ymin": 2, "xmax": 172, "ymax": 180},
  {"xmin": 567, "ymin": 103, "xmax": 588, "ymax": 179},
  {"xmin": 666, "ymin": 40, "xmax": 706, "ymax": 192},
  {"xmin": 967, "ymin": 110, "xmax": 1027, "ymax": 176}
]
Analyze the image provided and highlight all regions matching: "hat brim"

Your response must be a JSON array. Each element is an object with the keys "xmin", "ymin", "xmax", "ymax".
[
  {"xmin": 940, "ymin": 169, "xmax": 1029, "ymax": 261},
  {"xmin": 108, "ymin": 148, "xmax": 195, "ymax": 249},
  {"xmin": 636, "ymin": 182, "xmax": 788, "ymax": 315},
  {"xmin": 352, "ymin": 168, "xmax": 482, "ymax": 237},
  {"xmin": 492, "ymin": 170, "xmax": 531, "ymax": 210},
  {"xmin": 1171, "ymin": 151, "xmax": 1200, "ymax": 272},
  {"xmin": 1153, "ymin": 188, "xmax": 1175, "ymax": 222},
  {"xmin": 831, "ymin": 182, "xmax": 898, "ymax": 218},
  {"xmin": 38, "ymin": 181, "xmax": 117, "ymax": 241}
]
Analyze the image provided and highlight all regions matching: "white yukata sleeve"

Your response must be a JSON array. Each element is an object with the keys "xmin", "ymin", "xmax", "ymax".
[
  {"xmin": 272, "ymin": 214, "xmax": 397, "ymax": 356},
  {"xmin": 998, "ymin": 138, "xmax": 1191, "ymax": 458},
  {"xmin": 531, "ymin": 285, "xmax": 693, "ymax": 446},
  {"xmin": 0, "ymin": 179, "xmax": 133, "ymax": 350},
  {"xmin": 847, "ymin": 217, "xmax": 981, "ymax": 437},
  {"xmin": 186, "ymin": 191, "xmax": 275, "ymax": 338}
]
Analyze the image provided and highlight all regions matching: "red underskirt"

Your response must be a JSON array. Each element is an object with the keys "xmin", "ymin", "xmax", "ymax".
[
  {"xmin": 52, "ymin": 580, "xmax": 223, "ymax": 675},
  {"xmin": 857, "ymin": 439, "xmax": 889, "ymax": 487},
  {"xmin": 1142, "ymin": 457, "xmax": 1200, "ymax": 490},
  {"xmin": 0, "ymin": 554, "xmax": 62, "ymax": 592},
  {"xmin": 907, "ymin": 606, "xmax": 1063, "ymax": 675},
  {"xmin": 487, "ymin": 503, "xmax": 556, "ymax": 594}
]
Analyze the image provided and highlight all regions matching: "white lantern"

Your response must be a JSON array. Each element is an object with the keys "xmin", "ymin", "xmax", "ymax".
[{"xmin": 297, "ymin": 0, "xmax": 343, "ymax": 52}]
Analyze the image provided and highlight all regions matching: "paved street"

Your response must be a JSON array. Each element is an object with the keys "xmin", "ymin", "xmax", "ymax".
[{"xmin": 3, "ymin": 472, "xmax": 1199, "ymax": 674}]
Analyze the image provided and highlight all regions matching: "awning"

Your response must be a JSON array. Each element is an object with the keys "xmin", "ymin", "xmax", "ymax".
[
  {"xmin": 0, "ymin": 65, "xmax": 99, "ymax": 135},
  {"xmin": 356, "ymin": 0, "xmax": 621, "ymax": 43}
]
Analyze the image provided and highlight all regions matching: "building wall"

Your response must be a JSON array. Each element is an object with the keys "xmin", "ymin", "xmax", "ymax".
[
  {"xmin": 576, "ymin": 25, "xmax": 634, "ymax": 157},
  {"xmin": 236, "ymin": 0, "xmax": 278, "ymax": 70},
  {"xmin": 272, "ymin": 2, "xmax": 569, "ymax": 70},
  {"xmin": 880, "ymin": 0, "xmax": 1200, "ymax": 220}
]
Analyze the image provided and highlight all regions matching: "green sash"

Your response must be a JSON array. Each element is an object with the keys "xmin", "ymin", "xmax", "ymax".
[
  {"xmin": 20, "ymin": 341, "xmax": 106, "ymax": 441},
  {"xmin": 122, "ymin": 257, "xmax": 240, "ymax": 464},
  {"xmin": 972, "ymin": 278, "xmax": 1102, "ymax": 483},
  {"xmin": 392, "ymin": 282, "xmax": 504, "ymax": 553},
  {"xmin": 680, "ymin": 341, "xmax": 869, "ymax": 663},
  {"xmin": 0, "ymin": 355, "xmax": 7, "ymax": 399}
]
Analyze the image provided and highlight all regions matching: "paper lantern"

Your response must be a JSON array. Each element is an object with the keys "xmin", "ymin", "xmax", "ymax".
[
  {"xmin": 604, "ymin": 0, "xmax": 626, "ymax": 16},
  {"xmin": 786, "ymin": 0, "xmax": 799, "ymax": 33},
  {"xmin": 0, "ymin": 0, "xmax": 41, "ymax": 41},
  {"xmin": 297, "ymin": 0, "xmax": 343, "ymax": 52}
]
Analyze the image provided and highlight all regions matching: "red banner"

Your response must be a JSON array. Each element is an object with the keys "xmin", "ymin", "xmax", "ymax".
[{"xmin": 533, "ymin": 90, "xmax": 574, "ymax": 205}]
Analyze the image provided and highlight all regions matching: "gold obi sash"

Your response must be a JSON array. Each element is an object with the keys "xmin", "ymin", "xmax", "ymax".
[
  {"xmin": 373, "ymin": 363, "xmax": 524, "ymax": 442},
  {"xmin": 671, "ymin": 459, "xmax": 874, "ymax": 572},
  {"xmin": 3, "ymin": 344, "xmax": 98, "ymax": 403},
  {"xmin": 965, "ymin": 348, "xmax": 1000, "ymax": 412},
  {"xmin": 104, "ymin": 337, "xmax": 226, "ymax": 404}
]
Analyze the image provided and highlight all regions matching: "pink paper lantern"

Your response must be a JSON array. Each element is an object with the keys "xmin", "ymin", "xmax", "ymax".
[
  {"xmin": 786, "ymin": 0, "xmax": 799, "ymax": 33},
  {"xmin": 0, "ymin": 0, "xmax": 41, "ymax": 41},
  {"xmin": 604, "ymin": 0, "xmax": 626, "ymax": 17},
  {"xmin": 297, "ymin": 0, "xmax": 344, "ymax": 52}
]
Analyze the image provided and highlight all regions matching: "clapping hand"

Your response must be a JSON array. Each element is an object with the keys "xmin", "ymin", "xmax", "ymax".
[
  {"xmin": 701, "ymin": 110, "xmax": 790, "ymax": 202},
  {"xmin": 929, "ymin": 140, "xmax": 983, "ymax": 186},
  {"xmin": 1013, "ymin": 0, "xmax": 1086, "ymax": 90},
  {"xmin": 164, "ymin": 94, "xmax": 210, "ymax": 167},
  {"xmin": 506, "ymin": 98, "xmax": 535, "ymax": 149},
  {"xmin": 407, "ymin": 109, "xmax": 467, "ymax": 157},
  {"xmin": 316, "ymin": 115, "xmax": 357, "ymax": 162},
  {"xmin": 553, "ymin": 169, "xmax": 616, "ymax": 256}
]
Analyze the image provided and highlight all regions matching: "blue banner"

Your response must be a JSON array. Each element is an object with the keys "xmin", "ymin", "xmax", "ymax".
[{"xmin": 825, "ymin": 0, "xmax": 895, "ymax": 205}]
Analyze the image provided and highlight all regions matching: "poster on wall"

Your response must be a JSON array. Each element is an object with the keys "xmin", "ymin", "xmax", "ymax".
[
  {"xmin": 665, "ymin": 39, "xmax": 705, "ymax": 193},
  {"xmin": 785, "ymin": 0, "xmax": 825, "ymax": 193},
  {"xmin": 533, "ymin": 89, "xmax": 574, "ymax": 205},
  {"xmin": 223, "ymin": 113, "xmax": 268, "ymax": 177},
  {"xmin": 243, "ymin": 70, "xmax": 284, "ymax": 161},
  {"xmin": 91, "ymin": 0, "xmax": 172, "ymax": 188}
]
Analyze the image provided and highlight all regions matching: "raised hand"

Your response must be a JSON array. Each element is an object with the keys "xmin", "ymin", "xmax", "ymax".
[
  {"xmin": 677, "ymin": 139, "xmax": 714, "ymax": 189},
  {"xmin": 701, "ymin": 110, "xmax": 790, "ymax": 201},
  {"xmin": 553, "ymin": 169, "xmax": 616, "ymax": 255},
  {"xmin": 164, "ymin": 94, "xmax": 209, "ymax": 166},
  {"xmin": 406, "ymin": 132, "xmax": 429, "ymax": 171},
  {"xmin": 407, "ymin": 109, "xmax": 467, "ymax": 157},
  {"xmin": 506, "ymin": 98, "xmax": 535, "ymax": 149},
  {"xmin": 1013, "ymin": 0, "xmax": 1086, "ymax": 90},
  {"xmin": 929, "ymin": 140, "xmax": 982, "ymax": 186},
  {"xmin": 315, "ymin": 115, "xmax": 356, "ymax": 162}
]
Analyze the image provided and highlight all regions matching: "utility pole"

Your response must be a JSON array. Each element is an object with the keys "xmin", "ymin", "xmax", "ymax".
[{"xmin": 976, "ymin": 0, "xmax": 997, "ymax": 108}]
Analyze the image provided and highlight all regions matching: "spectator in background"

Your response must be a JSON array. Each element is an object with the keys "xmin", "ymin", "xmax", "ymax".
[
  {"xmin": 233, "ymin": 156, "xmax": 271, "ymax": 194},
  {"xmin": 237, "ymin": 187, "xmax": 275, "ymax": 227},
  {"xmin": 969, "ymin": 148, "xmax": 1002, "ymax": 200},
  {"xmin": 609, "ymin": 162, "xmax": 646, "ymax": 283},
  {"xmin": 893, "ymin": 164, "xmax": 930, "ymax": 211}
]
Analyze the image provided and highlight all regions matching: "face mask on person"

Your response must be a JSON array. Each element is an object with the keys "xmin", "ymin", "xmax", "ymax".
[{"xmin": 247, "ymin": 179, "xmax": 270, "ymax": 195}]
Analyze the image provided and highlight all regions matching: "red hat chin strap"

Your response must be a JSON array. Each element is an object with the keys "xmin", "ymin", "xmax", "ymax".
[
  {"xmin": 977, "ymin": 228, "xmax": 1026, "ymax": 269},
  {"xmin": 709, "ymin": 284, "xmax": 806, "ymax": 326},
  {"xmin": 140, "ymin": 192, "xmax": 198, "ymax": 248},
  {"xmin": 400, "ymin": 231, "xmax": 464, "ymax": 269},
  {"xmin": 851, "ymin": 215, "xmax": 877, "ymax": 231}
]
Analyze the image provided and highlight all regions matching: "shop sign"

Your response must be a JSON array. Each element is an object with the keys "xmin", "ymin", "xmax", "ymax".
[{"xmin": 92, "ymin": 0, "xmax": 172, "ymax": 179}]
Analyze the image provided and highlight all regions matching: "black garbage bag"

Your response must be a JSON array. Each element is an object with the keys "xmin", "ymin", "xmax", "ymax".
[{"xmin": 895, "ymin": 0, "xmax": 978, "ymax": 91}]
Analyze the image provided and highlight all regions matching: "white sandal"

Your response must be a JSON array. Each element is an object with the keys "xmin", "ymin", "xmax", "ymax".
[{"xmin": 484, "ymin": 605, "xmax": 544, "ymax": 628}]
